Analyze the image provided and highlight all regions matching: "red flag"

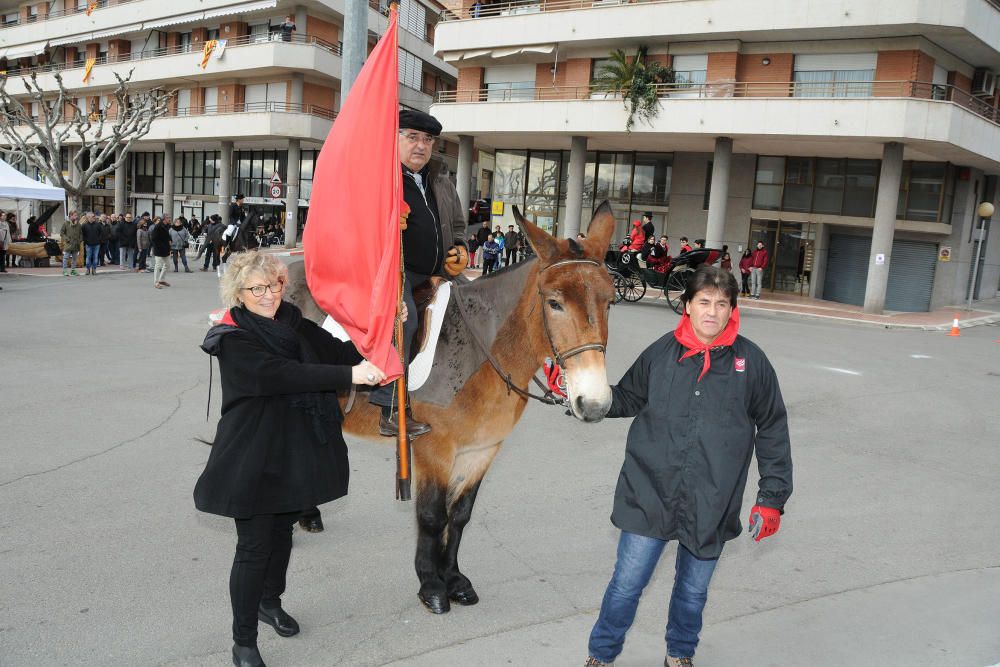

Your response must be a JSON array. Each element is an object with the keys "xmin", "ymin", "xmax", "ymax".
[{"xmin": 303, "ymin": 8, "xmax": 403, "ymax": 381}]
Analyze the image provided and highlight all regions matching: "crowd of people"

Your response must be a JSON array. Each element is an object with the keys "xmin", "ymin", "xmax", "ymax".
[{"xmin": 466, "ymin": 220, "xmax": 531, "ymax": 274}]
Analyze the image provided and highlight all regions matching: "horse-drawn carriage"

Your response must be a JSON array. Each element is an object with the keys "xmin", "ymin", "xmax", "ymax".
[{"xmin": 605, "ymin": 247, "xmax": 721, "ymax": 313}]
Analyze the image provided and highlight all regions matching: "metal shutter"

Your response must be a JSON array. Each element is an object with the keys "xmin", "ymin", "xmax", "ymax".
[
  {"xmin": 824, "ymin": 234, "xmax": 937, "ymax": 311},
  {"xmin": 885, "ymin": 239, "xmax": 937, "ymax": 312},
  {"xmin": 824, "ymin": 234, "xmax": 869, "ymax": 307}
]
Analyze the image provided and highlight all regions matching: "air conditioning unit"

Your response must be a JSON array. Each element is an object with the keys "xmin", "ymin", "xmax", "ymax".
[{"xmin": 972, "ymin": 69, "xmax": 996, "ymax": 97}]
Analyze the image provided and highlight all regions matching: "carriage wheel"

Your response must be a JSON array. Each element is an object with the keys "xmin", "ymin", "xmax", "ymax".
[
  {"xmin": 664, "ymin": 271, "xmax": 688, "ymax": 314},
  {"xmin": 610, "ymin": 273, "xmax": 626, "ymax": 304},
  {"xmin": 619, "ymin": 273, "xmax": 647, "ymax": 302}
]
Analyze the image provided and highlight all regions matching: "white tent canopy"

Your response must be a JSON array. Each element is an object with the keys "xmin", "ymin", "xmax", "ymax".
[{"xmin": 0, "ymin": 158, "xmax": 65, "ymax": 202}]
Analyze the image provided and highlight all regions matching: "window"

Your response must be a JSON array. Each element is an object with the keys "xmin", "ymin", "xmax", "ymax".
[
  {"xmin": 631, "ymin": 154, "xmax": 671, "ymax": 207},
  {"xmin": 813, "ymin": 158, "xmax": 845, "ymax": 215},
  {"xmin": 899, "ymin": 162, "xmax": 946, "ymax": 222},
  {"xmin": 842, "ymin": 159, "xmax": 878, "ymax": 217},
  {"xmin": 793, "ymin": 53, "xmax": 876, "ymax": 98},
  {"xmin": 595, "ymin": 152, "xmax": 633, "ymax": 203},
  {"xmin": 174, "ymin": 150, "xmax": 220, "ymax": 195},
  {"xmin": 299, "ymin": 149, "xmax": 317, "ymax": 200},
  {"xmin": 232, "ymin": 150, "xmax": 288, "ymax": 198},
  {"xmin": 399, "ymin": 0, "xmax": 426, "ymax": 40},
  {"xmin": 484, "ymin": 64, "xmax": 535, "ymax": 101},
  {"xmin": 134, "ymin": 152, "xmax": 164, "ymax": 193},
  {"xmin": 178, "ymin": 32, "xmax": 192, "ymax": 53},
  {"xmin": 782, "ymin": 157, "xmax": 814, "ymax": 212},
  {"xmin": 671, "ymin": 54, "xmax": 707, "ymax": 98},
  {"xmin": 494, "ymin": 150, "xmax": 527, "ymax": 204},
  {"xmin": 399, "ymin": 49, "xmax": 422, "ymax": 90},
  {"xmin": 753, "ymin": 156, "xmax": 785, "ymax": 210}
]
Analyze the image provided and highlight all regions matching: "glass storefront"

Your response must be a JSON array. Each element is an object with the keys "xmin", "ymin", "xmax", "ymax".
[
  {"xmin": 493, "ymin": 149, "xmax": 672, "ymax": 239},
  {"xmin": 752, "ymin": 155, "xmax": 952, "ymax": 222},
  {"xmin": 748, "ymin": 219, "xmax": 816, "ymax": 294}
]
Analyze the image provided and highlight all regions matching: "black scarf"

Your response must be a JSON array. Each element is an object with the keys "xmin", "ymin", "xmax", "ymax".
[{"xmin": 230, "ymin": 301, "xmax": 343, "ymax": 439}]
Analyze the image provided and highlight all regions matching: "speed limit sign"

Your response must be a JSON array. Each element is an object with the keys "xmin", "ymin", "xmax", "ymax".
[{"xmin": 269, "ymin": 184, "xmax": 282, "ymax": 198}]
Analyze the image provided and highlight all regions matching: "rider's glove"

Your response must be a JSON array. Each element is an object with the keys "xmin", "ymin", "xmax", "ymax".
[
  {"xmin": 747, "ymin": 505, "xmax": 781, "ymax": 542},
  {"xmin": 399, "ymin": 200, "xmax": 410, "ymax": 231},
  {"xmin": 544, "ymin": 357, "xmax": 566, "ymax": 398}
]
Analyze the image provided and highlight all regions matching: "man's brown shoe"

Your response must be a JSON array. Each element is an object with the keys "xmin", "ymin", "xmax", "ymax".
[
  {"xmin": 665, "ymin": 657, "xmax": 693, "ymax": 667},
  {"xmin": 379, "ymin": 409, "xmax": 431, "ymax": 437}
]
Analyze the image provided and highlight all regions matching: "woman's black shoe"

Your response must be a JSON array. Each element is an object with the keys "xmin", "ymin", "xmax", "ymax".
[
  {"xmin": 232, "ymin": 644, "xmax": 265, "ymax": 667},
  {"xmin": 258, "ymin": 603, "xmax": 300, "ymax": 637},
  {"xmin": 298, "ymin": 515, "xmax": 324, "ymax": 533}
]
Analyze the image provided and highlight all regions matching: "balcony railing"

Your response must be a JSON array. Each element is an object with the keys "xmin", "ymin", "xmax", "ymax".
[
  {"xmin": 170, "ymin": 101, "xmax": 337, "ymax": 120},
  {"xmin": 446, "ymin": 0, "xmax": 1000, "ymax": 20},
  {"xmin": 435, "ymin": 80, "xmax": 1000, "ymax": 126},
  {"xmin": 1, "ymin": 33, "xmax": 340, "ymax": 80},
  {"xmin": 17, "ymin": 101, "xmax": 336, "ymax": 125}
]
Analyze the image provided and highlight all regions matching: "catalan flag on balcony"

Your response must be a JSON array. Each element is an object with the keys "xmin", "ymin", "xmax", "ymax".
[
  {"xmin": 83, "ymin": 57, "xmax": 96, "ymax": 83},
  {"xmin": 303, "ymin": 3, "xmax": 403, "ymax": 382},
  {"xmin": 200, "ymin": 40, "xmax": 218, "ymax": 69},
  {"xmin": 85, "ymin": 0, "xmax": 98, "ymax": 15}
]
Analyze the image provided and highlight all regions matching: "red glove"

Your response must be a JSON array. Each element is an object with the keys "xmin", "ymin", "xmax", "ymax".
[
  {"xmin": 544, "ymin": 358, "xmax": 566, "ymax": 398},
  {"xmin": 748, "ymin": 505, "xmax": 781, "ymax": 542}
]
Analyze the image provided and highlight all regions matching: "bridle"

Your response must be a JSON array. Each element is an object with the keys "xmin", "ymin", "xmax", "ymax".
[
  {"xmin": 453, "ymin": 257, "xmax": 608, "ymax": 406},
  {"xmin": 538, "ymin": 258, "xmax": 607, "ymax": 366}
]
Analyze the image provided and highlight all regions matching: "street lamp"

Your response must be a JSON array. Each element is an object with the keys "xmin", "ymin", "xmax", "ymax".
[{"xmin": 967, "ymin": 201, "xmax": 994, "ymax": 311}]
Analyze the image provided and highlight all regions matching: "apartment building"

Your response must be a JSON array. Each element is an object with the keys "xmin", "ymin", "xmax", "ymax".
[
  {"xmin": 0, "ymin": 0, "xmax": 458, "ymax": 229},
  {"xmin": 432, "ymin": 0, "xmax": 1000, "ymax": 311}
]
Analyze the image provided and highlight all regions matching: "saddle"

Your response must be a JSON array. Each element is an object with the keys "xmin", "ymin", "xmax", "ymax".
[{"xmin": 319, "ymin": 277, "xmax": 453, "ymax": 391}]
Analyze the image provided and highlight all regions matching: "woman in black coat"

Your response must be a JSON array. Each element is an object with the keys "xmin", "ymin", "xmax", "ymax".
[{"xmin": 196, "ymin": 251, "xmax": 386, "ymax": 667}]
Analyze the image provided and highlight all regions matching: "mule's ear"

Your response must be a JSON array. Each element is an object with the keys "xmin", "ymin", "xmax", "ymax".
[
  {"xmin": 581, "ymin": 201, "xmax": 616, "ymax": 259},
  {"xmin": 513, "ymin": 206, "xmax": 559, "ymax": 262}
]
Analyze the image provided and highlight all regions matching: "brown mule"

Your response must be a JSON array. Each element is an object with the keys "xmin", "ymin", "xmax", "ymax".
[{"xmin": 284, "ymin": 202, "xmax": 618, "ymax": 613}]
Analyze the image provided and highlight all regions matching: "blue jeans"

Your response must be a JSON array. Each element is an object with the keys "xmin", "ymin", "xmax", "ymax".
[
  {"xmin": 588, "ymin": 531, "xmax": 719, "ymax": 662},
  {"xmin": 85, "ymin": 244, "xmax": 101, "ymax": 270}
]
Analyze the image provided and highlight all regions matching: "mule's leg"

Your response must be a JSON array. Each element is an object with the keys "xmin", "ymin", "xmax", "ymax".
[
  {"xmin": 414, "ymin": 447, "xmax": 453, "ymax": 614},
  {"xmin": 442, "ymin": 479, "xmax": 482, "ymax": 605},
  {"xmin": 443, "ymin": 442, "xmax": 502, "ymax": 606}
]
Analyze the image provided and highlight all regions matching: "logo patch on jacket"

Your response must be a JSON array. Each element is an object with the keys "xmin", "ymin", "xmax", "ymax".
[{"xmin": 735, "ymin": 357, "xmax": 746, "ymax": 373}]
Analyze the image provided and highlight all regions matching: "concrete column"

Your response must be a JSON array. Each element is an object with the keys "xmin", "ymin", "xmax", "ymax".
[
  {"xmin": 863, "ymin": 141, "xmax": 904, "ymax": 314},
  {"xmin": 456, "ymin": 135, "xmax": 474, "ymax": 215},
  {"xmin": 218, "ymin": 140, "xmax": 233, "ymax": 214},
  {"xmin": 162, "ymin": 142, "xmax": 175, "ymax": 219},
  {"xmin": 114, "ymin": 145, "xmax": 127, "ymax": 213},
  {"xmin": 294, "ymin": 5, "xmax": 306, "ymax": 31},
  {"xmin": 285, "ymin": 138, "xmax": 300, "ymax": 248},
  {"xmin": 705, "ymin": 136, "xmax": 732, "ymax": 249},
  {"xmin": 563, "ymin": 135, "xmax": 588, "ymax": 239},
  {"xmin": 341, "ymin": 0, "xmax": 367, "ymax": 98},
  {"xmin": 290, "ymin": 72, "xmax": 304, "ymax": 108}
]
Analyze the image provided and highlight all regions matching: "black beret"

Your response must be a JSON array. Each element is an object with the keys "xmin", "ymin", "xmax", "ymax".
[{"xmin": 399, "ymin": 109, "xmax": 442, "ymax": 136}]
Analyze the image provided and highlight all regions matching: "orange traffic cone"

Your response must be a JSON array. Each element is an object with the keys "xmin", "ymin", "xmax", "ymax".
[{"xmin": 947, "ymin": 314, "xmax": 961, "ymax": 337}]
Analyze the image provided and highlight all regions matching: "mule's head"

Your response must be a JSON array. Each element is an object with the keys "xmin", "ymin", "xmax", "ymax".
[{"xmin": 513, "ymin": 202, "xmax": 617, "ymax": 423}]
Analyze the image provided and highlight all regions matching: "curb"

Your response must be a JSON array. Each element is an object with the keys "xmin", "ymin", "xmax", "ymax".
[{"xmin": 736, "ymin": 303, "xmax": 1000, "ymax": 331}]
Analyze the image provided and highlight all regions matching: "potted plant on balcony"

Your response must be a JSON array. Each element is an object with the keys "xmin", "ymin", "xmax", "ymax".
[{"xmin": 592, "ymin": 45, "xmax": 673, "ymax": 132}]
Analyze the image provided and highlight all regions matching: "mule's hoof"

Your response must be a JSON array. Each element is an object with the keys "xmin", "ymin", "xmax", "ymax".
[
  {"xmin": 448, "ymin": 588, "xmax": 479, "ymax": 606},
  {"xmin": 418, "ymin": 591, "xmax": 451, "ymax": 614}
]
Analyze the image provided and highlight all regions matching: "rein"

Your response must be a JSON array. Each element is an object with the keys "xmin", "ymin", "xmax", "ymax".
[{"xmin": 453, "ymin": 258, "xmax": 607, "ymax": 407}]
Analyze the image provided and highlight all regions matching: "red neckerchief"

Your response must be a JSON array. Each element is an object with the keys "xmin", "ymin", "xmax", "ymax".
[
  {"xmin": 674, "ymin": 307, "xmax": 740, "ymax": 382},
  {"xmin": 220, "ymin": 309, "xmax": 237, "ymax": 327}
]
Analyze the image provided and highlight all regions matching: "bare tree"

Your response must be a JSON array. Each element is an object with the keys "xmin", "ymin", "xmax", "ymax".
[{"xmin": 0, "ymin": 70, "xmax": 174, "ymax": 212}]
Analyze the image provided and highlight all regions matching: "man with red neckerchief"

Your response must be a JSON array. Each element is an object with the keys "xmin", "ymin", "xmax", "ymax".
[{"xmin": 584, "ymin": 265, "xmax": 792, "ymax": 667}]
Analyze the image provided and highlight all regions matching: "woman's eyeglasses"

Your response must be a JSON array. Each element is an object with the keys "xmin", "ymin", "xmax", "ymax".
[{"xmin": 242, "ymin": 282, "xmax": 284, "ymax": 298}]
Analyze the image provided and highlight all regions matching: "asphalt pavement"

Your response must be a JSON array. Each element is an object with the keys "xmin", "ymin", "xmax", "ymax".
[{"xmin": 1, "ymin": 266, "xmax": 999, "ymax": 667}]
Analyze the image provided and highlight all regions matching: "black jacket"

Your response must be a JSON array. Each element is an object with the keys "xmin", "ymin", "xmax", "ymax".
[
  {"xmin": 99, "ymin": 223, "xmax": 112, "ymax": 242},
  {"xmin": 606, "ymin": 332, "xmax": 792, "ymax": 558},
  {"xmin": 119, "ymin": 220, "xmax": 138, "ymax": 248},
  {"xmin": 228, "ymin": 202, "xmax": 246, "ymax": 226},
  {"xmin": 150, "ymin": 223, "xmax": 171, "ymax": 257},
  {"xmin": 82, "ymin": 221, "xmax": 103, "ymax": 245},
  {"xmin": 194, "ymin": 303, "xmax": 363, "ymax": 518},
  {"xmin": 475, "ymin": 225, "xmax": 490, "ymax": 245}
]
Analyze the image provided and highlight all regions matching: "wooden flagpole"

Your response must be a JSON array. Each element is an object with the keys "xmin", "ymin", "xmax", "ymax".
[{"xmin": 395, "ymin": 264, "xmax": 412, "ymax": 501}]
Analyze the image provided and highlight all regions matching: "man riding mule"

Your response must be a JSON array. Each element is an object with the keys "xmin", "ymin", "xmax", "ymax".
[
  {"xmin": 368, "ymin": 109, "xmax": 469, "ymax": 438},
  {"xmin": 284, "ymin": 202, "xmax": 618, "ymax": 613}
]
